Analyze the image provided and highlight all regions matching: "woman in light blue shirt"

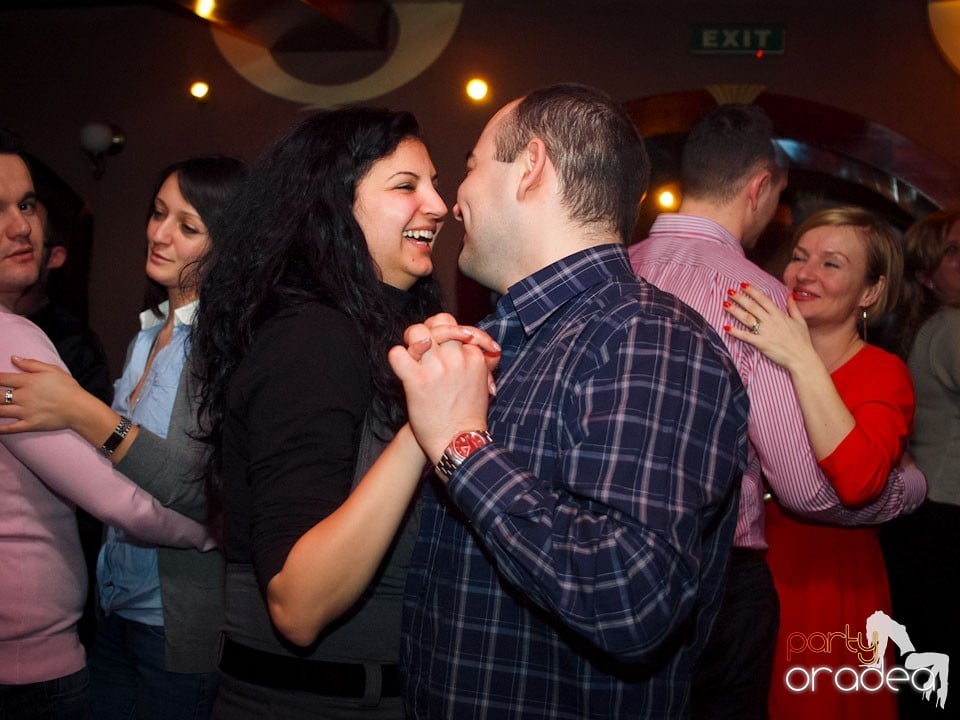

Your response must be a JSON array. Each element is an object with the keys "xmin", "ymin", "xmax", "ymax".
[{"xmin": 0, "ymin": 156, "xmax": 248, "ymax": 719}]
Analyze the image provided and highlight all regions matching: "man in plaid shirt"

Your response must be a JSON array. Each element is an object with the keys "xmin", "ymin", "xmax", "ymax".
[{"xmin": 390, "ymin": 84, "xmax": 750, "ymax": 719}]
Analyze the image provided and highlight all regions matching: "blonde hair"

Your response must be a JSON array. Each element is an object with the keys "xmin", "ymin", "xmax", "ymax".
[{"xmin": 794, "ymin": 206, "xmax": 902, "ymax": 322}]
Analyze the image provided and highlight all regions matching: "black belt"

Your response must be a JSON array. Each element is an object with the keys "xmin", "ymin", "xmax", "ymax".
[{"xmin": 219, "ymin": 636, "xmax": 401, "ymax": 698}]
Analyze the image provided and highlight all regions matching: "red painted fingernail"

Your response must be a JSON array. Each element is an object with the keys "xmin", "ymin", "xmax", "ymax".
[
  {"xmin": 722, "ymin": 300, "xmax": 732, "ymax": 308},
  {"xmin": 740, "ymin": 282, "xmax": 750, "ymax": 289},
  {"xmin": 723, "ymin": 325, "xmax": 732, "ymax": 332},
  {"xmin": 727, "ymin": 288, "xmax": 736, "ymax": 296}
]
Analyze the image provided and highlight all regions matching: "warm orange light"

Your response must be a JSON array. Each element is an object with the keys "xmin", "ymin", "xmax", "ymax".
[
  {"xmin": 466, "ymin": 78, "xmax": 489, "ymax": 101},
  {"xmin": 190, "ymin": 81, "xmax": 210, "ymax": 101},
  {"xmin": 657, "ymin": 189, "xmax": 677, "ymax": 210},
  {"xmin": 195, "ymin": 0, "xmax": 215, "ymax": 19}
]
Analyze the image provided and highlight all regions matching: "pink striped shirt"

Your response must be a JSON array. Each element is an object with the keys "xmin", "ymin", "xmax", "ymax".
[{"xmin": 629, "ymin": 214, "xmax": 925, "ymax": 549}]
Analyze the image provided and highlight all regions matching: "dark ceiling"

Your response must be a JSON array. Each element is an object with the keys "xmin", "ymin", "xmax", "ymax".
[
  {"xmin": 11, "ymin": 0, "xmax": 960, "ymax": 219},
  {"xmin": 11, "ymin": 0, "xmax": 396, "ymax": 52}
]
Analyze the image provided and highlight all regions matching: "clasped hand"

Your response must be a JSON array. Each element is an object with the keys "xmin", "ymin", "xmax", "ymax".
[{"xmin": 388, "ymin": 313, "xmax": 500, "ymax": 466}]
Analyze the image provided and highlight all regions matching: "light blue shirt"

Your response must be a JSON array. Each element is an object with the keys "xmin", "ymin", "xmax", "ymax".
[{"xmin": 97, "ymin": 300, "xmax": 197, "ymax": 626}]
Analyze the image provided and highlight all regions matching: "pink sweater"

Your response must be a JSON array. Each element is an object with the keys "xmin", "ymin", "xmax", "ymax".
[{"xmin": 0, "ymin": 309, "xmax": 212, "ymax": 684}]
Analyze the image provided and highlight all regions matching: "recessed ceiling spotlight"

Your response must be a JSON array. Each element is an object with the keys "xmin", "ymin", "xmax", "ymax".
[
  {"xmin": 466, "ymin": 78, "xmax": 489, "ymax": 102},
  {"xmin": 190, "ymin": 81, "xmax": 211, "ymax": 102}
]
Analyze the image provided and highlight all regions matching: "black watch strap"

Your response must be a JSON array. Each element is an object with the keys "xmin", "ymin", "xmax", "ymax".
[{"xmin": 99, "ymin": 416, "xmax": 133, "ymax": 457}]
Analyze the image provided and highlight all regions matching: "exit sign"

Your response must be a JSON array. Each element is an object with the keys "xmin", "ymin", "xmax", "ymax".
[{"xmin": 691, "ymin": 25, "xmax": 785, "ymax": 55}]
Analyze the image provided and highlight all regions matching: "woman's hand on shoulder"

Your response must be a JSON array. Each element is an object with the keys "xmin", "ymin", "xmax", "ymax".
[
  {"xmin": 0, "ymin": 356, "xmax": 87, "ymax": 433},
  {"xmin": 723, "ymin": 284, "xmax": 816, "ymax": 372}
]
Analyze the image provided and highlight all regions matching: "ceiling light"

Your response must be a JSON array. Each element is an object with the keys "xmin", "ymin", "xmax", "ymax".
[
  {"xmin": 466, "ymin": 78, "xmax": 489, "ymax": 102},
  {"xmin": 190, "ymin": 81, "xmax": 211, "ymax": 102}
]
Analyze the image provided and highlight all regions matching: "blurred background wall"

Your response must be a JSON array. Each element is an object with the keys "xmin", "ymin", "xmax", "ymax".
[{"xmin": 3, "ymin": 0, "xmax": 959, "ymax": 375}]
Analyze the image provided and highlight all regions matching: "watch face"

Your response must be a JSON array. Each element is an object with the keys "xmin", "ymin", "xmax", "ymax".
[{"xmin": 453, "ymin": 431, "xmax": 489, "ymax": 459}]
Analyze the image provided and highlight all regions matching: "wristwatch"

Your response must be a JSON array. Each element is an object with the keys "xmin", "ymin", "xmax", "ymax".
[
  {"xmin": 435, "ymin": 430, "xmax": 494, "ymax": 480},
  {"xmin": 99, "ymin": 415, "xmax": 133, "ymax": 457}
]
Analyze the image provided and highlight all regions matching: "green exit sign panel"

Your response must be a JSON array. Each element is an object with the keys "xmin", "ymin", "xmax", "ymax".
[{"xmin": 691, "ymin": 25, "xmax": 785, "ymax": 55}]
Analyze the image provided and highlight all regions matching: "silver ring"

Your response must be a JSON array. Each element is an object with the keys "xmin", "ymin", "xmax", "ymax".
[
  {"xmin": 750, "ymin": 322, "xmax": 761, "ymax": 335},
  {"xmin": 3, "ymin": 388, "xmax": 13, "ymax": 405}
]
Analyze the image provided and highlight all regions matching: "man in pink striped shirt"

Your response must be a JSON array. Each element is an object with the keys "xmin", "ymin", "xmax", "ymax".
[{"xmin": 629, "ymin": 104, "xmax": 925, "ymax": 720}]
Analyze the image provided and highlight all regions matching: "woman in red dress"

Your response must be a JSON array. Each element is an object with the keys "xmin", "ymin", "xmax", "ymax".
[{"xmin": 725, "ymin": 206, "xmax": 920, "ymax": 720}]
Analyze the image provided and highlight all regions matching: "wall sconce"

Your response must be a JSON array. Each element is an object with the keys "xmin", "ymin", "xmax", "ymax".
[{"xmin": 80, "ymin": 122, "xmax": 125, "ymax": 179}]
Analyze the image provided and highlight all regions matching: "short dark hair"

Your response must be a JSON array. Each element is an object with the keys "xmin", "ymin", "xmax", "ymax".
[
  {"xmin": 681, "ymin": 104, "xmax": 784, "ymax": 204},
  {"xmin": 23, "ymin": 154, "xmax": 84, "ymax": 250},
  {"xmin": 494, "ymin": 83, "xmax": 649, "ymax": 243}
]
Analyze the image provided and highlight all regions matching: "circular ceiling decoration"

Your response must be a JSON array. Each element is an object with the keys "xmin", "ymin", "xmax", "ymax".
[
  {"xmin": 212, "ymin": 1, "xmax": 463, "ymax": 109},
  {"xmin": 929, "ymin": 0, "xmax": 960, "ymax": 75}
]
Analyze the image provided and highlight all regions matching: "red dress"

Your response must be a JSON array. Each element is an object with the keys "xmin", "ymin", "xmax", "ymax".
[{"xmin": 766, "ymin": 344, "xmax": 915, "ymax": 720}]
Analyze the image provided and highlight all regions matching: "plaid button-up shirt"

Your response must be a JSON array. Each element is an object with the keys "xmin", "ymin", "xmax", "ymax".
[{"xmin": 402, "ymin": 245, "xmax": 750, "ymax": 719}]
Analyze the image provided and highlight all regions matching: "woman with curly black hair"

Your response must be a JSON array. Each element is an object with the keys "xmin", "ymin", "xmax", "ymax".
[{"xmin": 190, "ymin": 107, "xmax": 462, "ymax": 718}]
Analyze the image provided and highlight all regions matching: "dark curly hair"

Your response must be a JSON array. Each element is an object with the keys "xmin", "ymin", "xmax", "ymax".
[{"xmin": 191, "ymin": 107, "xmax": 441, "ymax": 488}]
